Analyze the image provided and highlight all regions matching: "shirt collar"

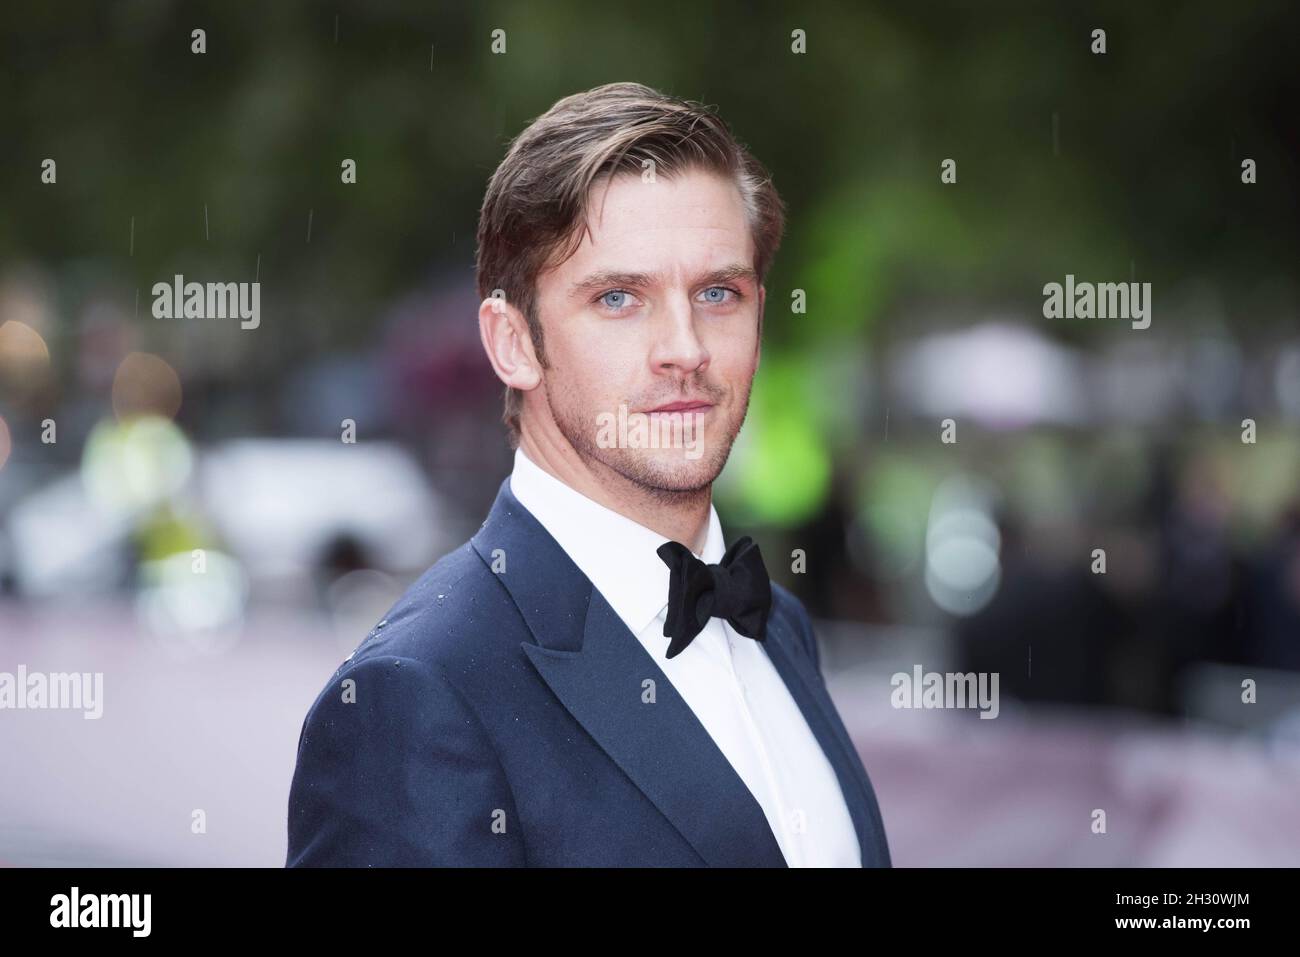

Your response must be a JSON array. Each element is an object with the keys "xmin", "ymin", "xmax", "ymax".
[{"xmin": 507, "ymin": 447, "xmax": 726, "ymax": 637}]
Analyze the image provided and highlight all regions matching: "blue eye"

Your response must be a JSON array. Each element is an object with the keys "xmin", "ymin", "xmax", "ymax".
[
  {"xmin": 600, "ymin": 290, "xmax": 630, "ymax": 310},
  {"xmin": 702, "ymin": 286, "xmax": 743, "ymax": 308}
]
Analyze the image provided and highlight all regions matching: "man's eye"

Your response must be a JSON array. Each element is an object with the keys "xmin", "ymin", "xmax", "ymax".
[
  {"xmin": 701, "ymin": 286, "xmax": 740, "ymax": 304},
  {"xmin": 598, "ymin": 289, "xmax": 635, "ymax": 311}
]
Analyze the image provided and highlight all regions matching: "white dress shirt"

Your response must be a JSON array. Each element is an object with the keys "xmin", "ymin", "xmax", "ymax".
[{"xmin": 508, "ymin": 447, "xmax": 861, "ymax": 867}]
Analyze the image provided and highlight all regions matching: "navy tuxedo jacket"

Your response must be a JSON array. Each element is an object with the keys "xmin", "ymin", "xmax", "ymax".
[{"xmin": 285, "ymin": 479, "xmax": 891, "ymax": 867}]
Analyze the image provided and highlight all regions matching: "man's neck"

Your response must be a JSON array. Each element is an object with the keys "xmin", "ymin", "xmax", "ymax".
[{"xmin": 518, "ymin": 429, "xmax": 712, "ymax": 555}]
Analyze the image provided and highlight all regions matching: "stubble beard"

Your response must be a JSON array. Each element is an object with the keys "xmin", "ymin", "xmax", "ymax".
[{"xmin": 546, "ymin": 374, "xmax": 752, "ymax": 507}]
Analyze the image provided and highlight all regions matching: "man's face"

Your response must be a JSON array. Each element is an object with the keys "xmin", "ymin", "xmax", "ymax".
[{"xmin": 528, "ymin": 167, "xmax": 764, "ymax": 496}]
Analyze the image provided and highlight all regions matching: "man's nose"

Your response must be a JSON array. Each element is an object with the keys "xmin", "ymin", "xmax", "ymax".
[{"xmin": 649, "ymin": 294, "xmax": 710, "ymax": 375}]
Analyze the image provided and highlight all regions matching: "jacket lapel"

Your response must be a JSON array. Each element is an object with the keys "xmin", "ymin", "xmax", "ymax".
[
  {"xmin": 471, "ymin": 479, "xmax": 787, "ymax": 867},
  {"xmin": 759, "ymin": 613, "xmax": 889, "ymax": 866}
]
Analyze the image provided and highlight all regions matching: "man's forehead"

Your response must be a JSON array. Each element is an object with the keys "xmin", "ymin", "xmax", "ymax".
[
  {"xmin": 543, "ymin": 171, "xmax": 753, "ymax": 286},
  {"xmin": 583, "ymin": 169, "xmax": 747, "ymax": 234}
]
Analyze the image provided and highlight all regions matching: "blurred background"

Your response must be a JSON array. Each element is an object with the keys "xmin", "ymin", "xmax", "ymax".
[{"xmin": 1, "ymin": 0, "xmax": 1298, "ymax": 865}]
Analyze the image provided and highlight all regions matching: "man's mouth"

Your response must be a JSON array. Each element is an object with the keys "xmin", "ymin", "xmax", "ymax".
[{"xmin": 644, "ymin": 400, "xmax": 714, "ymax": 414}]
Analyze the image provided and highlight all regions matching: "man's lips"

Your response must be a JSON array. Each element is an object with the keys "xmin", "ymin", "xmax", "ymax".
[{"xmin": 644, "ymin": 400, "xmax": 714, "ymax": 413}]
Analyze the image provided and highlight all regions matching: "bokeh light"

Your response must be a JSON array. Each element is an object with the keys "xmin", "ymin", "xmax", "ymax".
[
  {"xmin": 81, "ymin": 415, "xmax": 194, "ymax": 515},
  {"xmin": 111, "ymin": 352, "xmax": 183, "ymax": 422}
]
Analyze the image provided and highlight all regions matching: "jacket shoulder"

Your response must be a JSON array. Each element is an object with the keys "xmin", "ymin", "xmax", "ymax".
[
  {"xmin": 339, "ymin": 540, "xmax": 522, "ymax": 676},
  {"xmin": 286, "ymin": 542, "xmax": 528, "ymax": 866}
]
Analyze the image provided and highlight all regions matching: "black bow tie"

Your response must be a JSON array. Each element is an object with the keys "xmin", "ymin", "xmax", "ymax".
[{"xmin": 655, "ymin": 535, "xmax": 772, "ymax": 659}]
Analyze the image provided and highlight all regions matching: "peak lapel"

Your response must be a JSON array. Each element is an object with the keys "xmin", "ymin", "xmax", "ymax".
[
  {"xmin": 471, "ymin": 479, "xmax": 787, "ymax": 867},
  {"xmin": 759, "ymin": 611, "xmax": 891, "ymax": 867}
]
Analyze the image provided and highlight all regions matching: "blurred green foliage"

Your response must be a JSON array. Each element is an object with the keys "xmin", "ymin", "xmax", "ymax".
[
  {"xmin": 1, "ymin": 1, "xmax": 1296, "ymax": 524},
  {"xmin": 3, "ymin": 1, "xmax": 1294, "ymax": 339}
]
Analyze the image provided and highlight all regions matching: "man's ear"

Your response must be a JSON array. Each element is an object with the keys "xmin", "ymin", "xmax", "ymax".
[
  {"xmin": 478, "ymin": 294, "xmax": 542, "ymax": 393},
  {"xmin": 755, "ymin": 284, "xmax": 765, "ymax": 369}
]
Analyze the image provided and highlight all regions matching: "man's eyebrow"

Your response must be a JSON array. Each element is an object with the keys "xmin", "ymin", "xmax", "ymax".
[{"xmin": 567, "ymin": 264, "xmax": 758, "ymax": 298}]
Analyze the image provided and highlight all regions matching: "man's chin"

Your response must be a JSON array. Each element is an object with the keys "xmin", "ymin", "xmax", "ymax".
[{"xmin": 602, "ymin": 448, "xmax": 728, "ymax": 496}]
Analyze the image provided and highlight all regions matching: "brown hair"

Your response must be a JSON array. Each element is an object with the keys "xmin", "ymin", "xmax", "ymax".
[{"xmin": 475, "ymin": 81, "xmax": 786, "ymax": 445}]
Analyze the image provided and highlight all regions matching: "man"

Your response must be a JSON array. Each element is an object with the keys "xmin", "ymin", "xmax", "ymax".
[{"xmin": 285, "ymin": 81, "xmax": 891, "ymax": 867}]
